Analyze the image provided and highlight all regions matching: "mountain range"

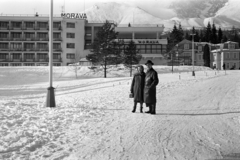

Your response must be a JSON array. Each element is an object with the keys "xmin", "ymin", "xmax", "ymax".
[{"xmin": 83, "ymin": 0, "xmax": 240, "ymax": 32}]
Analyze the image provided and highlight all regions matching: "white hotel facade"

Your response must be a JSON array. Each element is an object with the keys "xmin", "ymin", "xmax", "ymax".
[{"xmin": 0, "ymin": 15, "xmax": 167, "ymax": 66}]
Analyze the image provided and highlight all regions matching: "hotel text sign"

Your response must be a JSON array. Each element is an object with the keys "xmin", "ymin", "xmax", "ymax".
[
  {"xmin": 61, "ymin": 13, "xmax": 87, "ymax": 19},
  {"xmin": 137, "ymin": 40, "xmax": 159, "ymax": 44}
]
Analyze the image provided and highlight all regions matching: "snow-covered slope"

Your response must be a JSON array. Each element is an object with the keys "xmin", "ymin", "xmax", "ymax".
[
  {"xmin": 84, "ymin": 0, "xmax": 240, "ymax": 31},
  {"xmin": 1, "ymin": 66, "xmax": 240, "ymax": 159}
]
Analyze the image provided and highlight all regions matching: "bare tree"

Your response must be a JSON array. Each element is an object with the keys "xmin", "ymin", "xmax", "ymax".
[{"xmin": 68, "ymin": 52, "xmax": 82, "ymax": 79}]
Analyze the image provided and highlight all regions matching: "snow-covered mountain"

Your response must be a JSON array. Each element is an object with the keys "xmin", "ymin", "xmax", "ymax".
[{"xmin": 83, "ymin": 0, "xmax": 240, "ymax": 31}]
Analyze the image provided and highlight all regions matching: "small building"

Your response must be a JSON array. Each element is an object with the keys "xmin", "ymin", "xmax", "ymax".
[{"xmin": 211, "ymin": 41, "xmax": 240, "ymax": 70}]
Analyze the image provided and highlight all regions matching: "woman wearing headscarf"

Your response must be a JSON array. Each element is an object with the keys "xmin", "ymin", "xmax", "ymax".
[{"xmin": 130, "ymin": 65, "xmax": 146, "ymax": 113}]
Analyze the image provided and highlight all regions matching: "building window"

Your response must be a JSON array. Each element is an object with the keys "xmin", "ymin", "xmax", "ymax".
[
  {"xmin": 146, "ymin": 45, "xmax": 151, "ymax": 53},
  {"xmin": 67, "ymin": 23, "xmax": 75, "ymax": 28},
  {"xmin": 12, "ymin": 22, "xmax": 21, "ymax": 28},
  {"xmin": 156, "ymin": 44, "xmax": 161, "ymax": 53},
  {"xmin": 11, "ymin": 63, "xmax": 22, "ymax": 66},
  {"xmin": 226, "ymin": 63, "xmax": 229, "ymax": 69},
  {"xmin": 53, "ymin": 33, "xmax": 61, "ymax": 38},
  {"xmin": 53, "ymin": 53, "xmax": 61, "ymax": 59},
  {"xmin": 0, "ymin": 43, "xmax": 8, "ymax": 49},
  {"xmin": 151, "ymin": 45, "xmax": 157, "ymax": 53},
  {"xmin": 140, "ymin": 45, "xmax": 145, "ymax": 53},
  {"xmin": 24, "ymin": 53, "xmax": 34, "ymax": 59},
  {"xmin": 229, "ymin": 44, "xmax": 235, "ymax": 49},
  {"xmin": 84, "ymin": 40, "xmax": 92, "ymax": 49},
  {"xmin": 184, "ymin": 44, "xmax": 189, "ymax": 50},
  {"xmin": 0, "ymin": 32, "xmax": 8, "ymax": 38},
  {"xmin": 198, "ymin": 46, "xmax": 202, "ymax": 51},
  {"xmin": 12, "ymin": 54, "xmax": 21, "ymax": 59},
  {"xmin": 53, "ymin": 43, "xmax": 61, "ymax": 49},
  {"xmin": 37, "ymin": 43, "xmax": 48, "ymax": 50},
  {"xmin": 37, "ymin": 33, "xmax": 48, "ymax": 39},
  {"xmin": 0, "ymin": 53, "xmax": 8, "ymax": 59},
  {"xmin": 53, "ymin": 63, "xmax": 61, "ymax": 66},
  {"xmin": 38, "ymin": 22, "xmax": 48, "ymax": 28},
  {"xmin": 25, "ymin": 32, "xmax": 35, "ymax": 38},
  {"xmin": 225, "ymin": 52, "xmax": 230, "ymax": 59},
  {"xmin": 67, "ymin": 53, "xmax": 75, "ymax": 59},
  {"xmin": 0, "ymin": 63, "xmax": 8, "ymax": 66},
  {"xmin": 0, "ymin": 22, "xmax": 8, "ymax": 28},
  {"xmin": 11, "ymin": 32, "xmax": 21, "ymax": 38},
  {"xmin": 25, "ymin": 22, "xmax": 34, "ymax": 28},
  {"xmin": 37, "ymin": 53, "xmax": 48, "ymax": 59},
  {"xmin": 11, "ymin": 43, "xmax": 22, "ymax": 49},
  {"xmin": 67, "ymin": 33, "xmax": 75, "ymax": 38},
  {"xmin": 67, "ymin": 43, "xmax": 75, "ymax": 48},
  {"xmin": 198, "ymin": 55, "xmax": 202, "ymax": 60},
  {"xmin": 24, "ymin": 63, "xmax": 35, "ymax": 66},
  {"xmin": 233, "ymin": 52, "xmax": 237, "ymax": 59},
  {"xmin": 53, "ymin": 22, "xmax": 61, "ymax": 28}
]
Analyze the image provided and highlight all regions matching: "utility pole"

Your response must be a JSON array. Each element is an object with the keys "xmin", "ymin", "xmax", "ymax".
[
  {"xmin": 46, "ymin": 0, "xmax": 56, "ymax": 107},
  {"xmin": 190, "ymin": 33, "xmax": 196, "ymax": 76}
]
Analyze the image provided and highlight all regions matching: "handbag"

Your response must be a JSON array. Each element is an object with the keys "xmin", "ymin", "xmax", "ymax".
[{"xmin": 129, "ymin": 93, "xmax": 134, "ymax": 98}]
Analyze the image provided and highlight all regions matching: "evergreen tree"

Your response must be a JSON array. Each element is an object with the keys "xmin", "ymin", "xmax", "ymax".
[
  {"xmin": 218, "ymin": 27, "xmax": 223, "ymax": 43},
  {"xmin": 204, "ymin": 22, "xmax": 212, "ymax": 42},
  {"xmin": 223, "ymin": 34, "xmax": 228, "ymax": 42},
  {"xmin": 203, "ymin": 44, "xmax": 210, "ymax": 67},
  {"xmin": 189, "ymin": 26, "xmax": 196, "ymax": 41},
  {"xmin": 178, "ymin": 23, "xmax": 184, "ymax": 42},
  {"xmin": 199, "ymin": 29, "xmax": 205, "ymax": 42},
  {"xmin": 194, "ymin": 30, "xmax": 200, "ymax": 42},
  {"xmin": 185, "ymin": 31, "xmax": 190, "ymax": 40},
  {"xmin": 168, "ymin": 24, "xmax": 184, "ymax": 53},
  {"xmin": 211, "ymin": 23, "xmax": 218, "ymax": 44},
  {"xmin": 123, "ymin": 40, "xmax": 142, "ymax": 77},
  {"xmin": 86, "ymin": 20, "xmax": 119, "ymax": 78}
]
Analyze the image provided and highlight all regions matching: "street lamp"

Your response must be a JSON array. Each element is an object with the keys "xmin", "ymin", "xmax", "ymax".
[
  {"xmin": 176, "ymin": 44, "xmax": 179, "ymax": 66},
  {"xmin": 190, "ymin": 33, "xmax": 196, "ymax": 76},
  {"xmin": 46, "ymin": 0, "xmax": 56, "ymax": 107}
]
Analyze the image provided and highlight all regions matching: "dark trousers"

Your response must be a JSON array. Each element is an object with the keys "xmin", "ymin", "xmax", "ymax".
[
  {"xmin": 146, "ymin": 103, "xmax": 156, "ymax": 114},
  {"xmin": 132, "ymin": 102, "xmax": 143, "ymax": 113}
]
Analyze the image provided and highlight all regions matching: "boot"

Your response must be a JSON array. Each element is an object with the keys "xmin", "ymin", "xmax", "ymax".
[
  {"xmin": 151, "ymin": 103, "xmax": 156, "ymax": 115},
  {"xmin": 145, "ymin": 103, "xmax": 152, "ymax": 113},
  {"xmin": 140, "ymin": 103, "xmax": 143, "ymax": 113},
  {"xmin": 132, "ymin": 102, "xmax": 137, "ymax": 113}
]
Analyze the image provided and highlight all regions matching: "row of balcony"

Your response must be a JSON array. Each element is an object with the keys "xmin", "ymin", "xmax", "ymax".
[
  {"xmin": 0, "ymin": 26, "xmax": 62, "ymax": 30},
  {"xmin": 0, "ymin": 37, "xmax": 62, "ymax": 41},
  {"xmin": 0, "ymin": 58, "xmax": 62, "ymax": 62},
  {"xmin": 0, "ymin": 47, "xmax": 62, "ymax": 51}
]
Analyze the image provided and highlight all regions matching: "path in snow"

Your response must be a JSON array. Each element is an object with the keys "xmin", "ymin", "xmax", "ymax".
[
  {"xmin": 1, "ymin": 70, "xmax": 240, "ymax": 160},
  {"xmin": 68, "ymin": 71, "xmax": 240, "ymax": 160}
]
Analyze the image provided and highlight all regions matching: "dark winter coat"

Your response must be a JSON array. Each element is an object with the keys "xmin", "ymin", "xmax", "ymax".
[
  {"xmin": 130, "ymin": 72, "xmax": 146, "ymax": 102},
  {"xmin": 144, "ymin": 68, "xmax": 159, "ymax": 104}
]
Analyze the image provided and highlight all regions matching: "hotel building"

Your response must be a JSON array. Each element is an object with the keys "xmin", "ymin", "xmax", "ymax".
[{"xmin": 0, "ymin": 15, "xmax": 167, "ymax": 66}]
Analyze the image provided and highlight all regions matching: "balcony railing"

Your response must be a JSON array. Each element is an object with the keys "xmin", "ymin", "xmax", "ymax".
[
  {"xmin": 0, "ymin": 38, "xmax": 9, "ymax": 41},
  {"xmin": 53, "ymin": 37, "xmax": 62, "ymax": 41},
  {"xmin": 0, "ymin": 48, "xmax": 9, "ymax": 51},
  {"xmin": 36, "ymin": 48, "xmax": 49, "ymax": 51},
  {"xmin": 53, "ymin": 48, "xmax": 62, "ymax": 52},
  {"xmin": 10, "ymin": 48, "xmax": 23, "ymax": 51}
]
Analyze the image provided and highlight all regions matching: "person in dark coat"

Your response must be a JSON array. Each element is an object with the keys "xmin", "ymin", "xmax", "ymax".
[
  {"xmin": 130, "ymin": 65, "xmax": 146, "ymax": 113},
  {"xmin": 222, "ymin": 63, "xmax": 226, "ymax": 70},
  {"xmin": 144, "ymin": 60, "xmax": 159, "ymax": 114}
]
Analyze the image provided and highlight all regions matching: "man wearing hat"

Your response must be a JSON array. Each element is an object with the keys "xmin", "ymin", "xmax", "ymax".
[{"xmin": 144, "ymin": 60, "xmax": 159, "ymax": 114}]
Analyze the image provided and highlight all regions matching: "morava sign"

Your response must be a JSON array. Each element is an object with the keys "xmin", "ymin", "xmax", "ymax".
[{"xmin": 61, "ymin": 13, "xmax": 87, "ymax": 19}]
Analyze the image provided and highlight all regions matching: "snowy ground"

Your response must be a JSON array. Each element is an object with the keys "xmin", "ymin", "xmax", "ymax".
[{"xmin": 1, "ymin": 65, "xmax": 240, "ymax": 160}]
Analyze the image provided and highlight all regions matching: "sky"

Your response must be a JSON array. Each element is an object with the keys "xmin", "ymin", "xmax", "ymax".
[{"xmin": 0, "ymin": 0, "xmax": 175, "ymax": 17}]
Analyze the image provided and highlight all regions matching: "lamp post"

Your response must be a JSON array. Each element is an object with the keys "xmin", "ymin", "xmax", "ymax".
[
  {"xmin": 190, "ymin": 33, "xmax": 196, "ymax": 76},
  {"xmin": 171, "ymin": 50, "xmax": 173, "ymax": 73},
  {"xmin": 46, "ymin": 0, "xmax": 56, "ymax": 107},
  {"xmin": 176, "ymin": 44, "xmax": 179, "ymax": 65}
]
